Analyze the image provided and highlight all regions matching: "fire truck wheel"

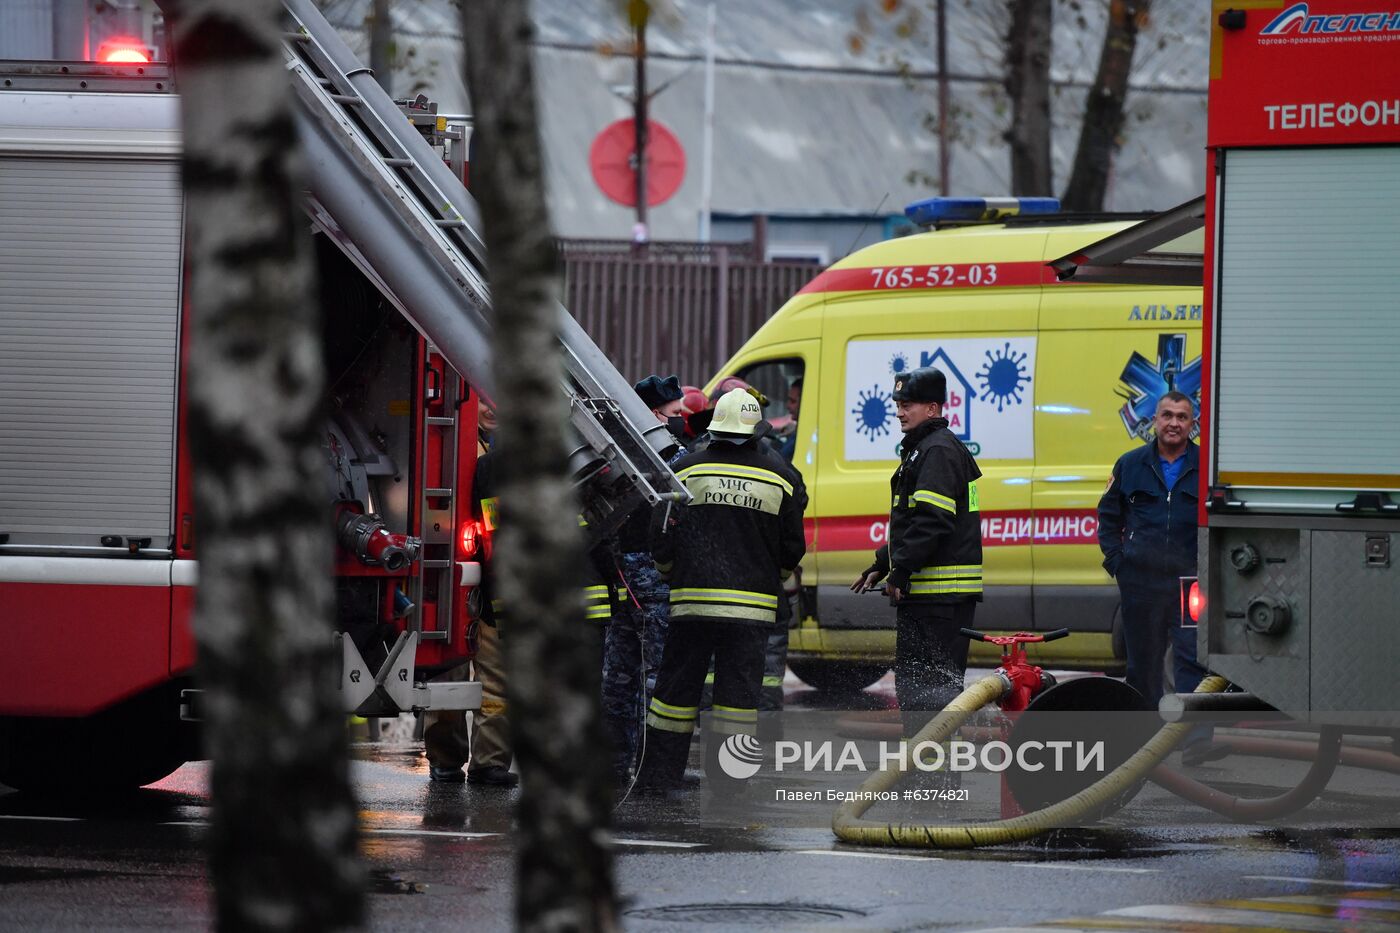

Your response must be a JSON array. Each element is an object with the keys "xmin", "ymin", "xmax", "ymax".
[
  {"xmin": 789, "ymin": 660, "xmax": 888, "ymax": 695},
  {"xmin": 0, "ymin": 689, "xmax": 193, "ymax": 794}
]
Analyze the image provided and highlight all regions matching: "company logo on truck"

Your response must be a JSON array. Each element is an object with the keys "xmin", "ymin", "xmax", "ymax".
[
  {"xmin": 1117, "ymin": 333, "xmax": 1201, "ymax": 441},
  {"xmin": 1260, "ymin": 3, "xmax": 1400, "ymax": 36}
]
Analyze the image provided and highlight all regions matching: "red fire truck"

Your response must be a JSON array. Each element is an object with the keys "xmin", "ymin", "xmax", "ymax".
[
  {"xmin": 1056, "ymin": 0, "xmax": 1400, "ymax": 724},
  {"xmin": 0, "ymin": 1, "xmax": 683, "ymax": 792},
  {"xmin": 1195, "ymin": 0, "xmax": 1400, "ymax": 722}
]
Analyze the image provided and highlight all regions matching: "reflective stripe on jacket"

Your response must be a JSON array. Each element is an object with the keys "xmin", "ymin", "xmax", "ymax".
[
  {"xmin": 654, "ymin": 438, "xmax": 807, "ymax": 626},
  {"xmin": 669, "ymin": 586, "xmax": 780, "ymax": 624},
  {"xmin": 870, "ymin": 418, "xmax": 984, "ymax": 603},
  {"xmin": 475, "ymin": 449, "xmax": 619, "ymax": 627}
]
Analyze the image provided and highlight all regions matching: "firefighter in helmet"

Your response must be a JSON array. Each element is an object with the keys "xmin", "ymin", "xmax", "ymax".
[{"xmin": 635, "ymin": 388, "xmax": 807, "ymax": 792}]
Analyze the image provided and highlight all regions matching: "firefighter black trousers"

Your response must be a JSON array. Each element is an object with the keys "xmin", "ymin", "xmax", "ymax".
[
  {"xmin": 637, "ymin": 620, "xmax": 767, "ymax": 787},
  {"xmin": 895, "ymin": 599, "xmax": 975, "ymax": 737}
]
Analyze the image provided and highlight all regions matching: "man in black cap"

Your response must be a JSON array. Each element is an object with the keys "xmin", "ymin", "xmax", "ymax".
[
  {"xmin": 851, "ymin": 367, "xmax": 983, "ymax": 733},
  {"xmin": 634, "ymin": 373, "xmax": 688, "ymax": 442}
]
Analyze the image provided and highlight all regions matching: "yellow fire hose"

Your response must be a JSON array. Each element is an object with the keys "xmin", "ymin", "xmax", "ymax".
[{"xmin": 832, "ymin": 674, "xmax": 1229, "ymax": 849}]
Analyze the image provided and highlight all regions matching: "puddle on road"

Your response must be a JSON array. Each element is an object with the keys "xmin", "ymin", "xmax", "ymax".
[{"xmin": 625, "ymin": 902, "xmax": 867, "ymax": 925}]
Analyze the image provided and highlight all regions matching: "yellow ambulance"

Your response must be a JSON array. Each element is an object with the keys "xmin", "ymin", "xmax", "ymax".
[{"xmin": 708, "ymin": 197, "xmax": 1203, "ymax": 692}]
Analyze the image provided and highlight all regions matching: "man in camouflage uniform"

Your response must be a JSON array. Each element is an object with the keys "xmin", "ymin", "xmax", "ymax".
[{"xmin": 602, "ymin": 375, "xmax": 688, "ymax": 783}]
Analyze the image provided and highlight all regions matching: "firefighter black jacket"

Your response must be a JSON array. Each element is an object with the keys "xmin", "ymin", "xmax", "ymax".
[
  {"xmin": 475, "ymin": 451, "xmax": 617, "ymax": 626},
  {"xmin": 654, "ymin": 437, "xmax": 807, "ymax": 626},
  {"xmin": 869, "ymin": 417, "xmax": 984, "ymax": 603}
]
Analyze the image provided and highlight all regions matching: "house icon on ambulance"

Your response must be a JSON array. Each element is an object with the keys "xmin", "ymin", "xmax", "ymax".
[{"xmin": 918, "ymin": 348, "xmax": 973, "ymax": 442}]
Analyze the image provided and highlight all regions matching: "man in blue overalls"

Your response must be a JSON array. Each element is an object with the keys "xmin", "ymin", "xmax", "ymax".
[{"xmin": 1098, "ymin": 390, "xmax": 1222, "ymax": 765}]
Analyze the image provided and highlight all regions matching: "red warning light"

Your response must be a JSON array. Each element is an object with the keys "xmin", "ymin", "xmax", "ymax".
[
  {"xmin": 1188, "ymin": 580, "xmax": 1204, "ymax": 623},
  {"xmin": 97, "ymin": 39, "xmax": 151, "ymax": 64}
]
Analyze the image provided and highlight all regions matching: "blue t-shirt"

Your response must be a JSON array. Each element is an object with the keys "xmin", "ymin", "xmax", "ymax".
[{"xmin": 1160, "ymin": 452, "xmax": 1186, "ymax": 491}]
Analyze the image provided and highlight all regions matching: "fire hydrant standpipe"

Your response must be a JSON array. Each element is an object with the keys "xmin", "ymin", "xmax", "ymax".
[{"xmin": 831, "ymin": 671, "xmax": 1230, "ymax": 850}]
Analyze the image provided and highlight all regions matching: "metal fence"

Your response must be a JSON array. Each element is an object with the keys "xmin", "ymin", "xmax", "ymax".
[{"xmin": 560, "ymin": 240, "xmax": 821, "ymax": 386}]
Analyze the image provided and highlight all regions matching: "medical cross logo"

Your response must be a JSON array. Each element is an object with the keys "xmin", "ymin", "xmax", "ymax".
[{"xmin": 1117, "ymin": 333, "xmax": 1202, "ymax": 441}]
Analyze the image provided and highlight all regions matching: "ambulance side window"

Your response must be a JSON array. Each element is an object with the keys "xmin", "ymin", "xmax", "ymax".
[{"xmin": 736, "ymin": 358, "xmax": 805, "ymax": 462}]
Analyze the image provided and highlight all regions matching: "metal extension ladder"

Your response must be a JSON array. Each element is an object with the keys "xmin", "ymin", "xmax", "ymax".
[
  {"xmin": 414, "ymin": 345, "xmax": 462, "ymax": 645},
  {"xmin": 280, "ymin": 0, "xmax": 688, "ymax": 556}
]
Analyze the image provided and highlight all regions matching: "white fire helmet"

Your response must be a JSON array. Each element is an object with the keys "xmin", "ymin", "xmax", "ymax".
[{"xmin": 708, "ymin": 387, "xmax": 763, "ymax": 442}]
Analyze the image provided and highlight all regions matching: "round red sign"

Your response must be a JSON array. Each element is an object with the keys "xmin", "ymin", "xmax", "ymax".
[{"xmin": 589, "ymin": 118, "xmax": 686, "ymax": 208}]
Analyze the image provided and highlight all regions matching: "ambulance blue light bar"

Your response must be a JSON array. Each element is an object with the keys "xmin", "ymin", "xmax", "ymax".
[{"xmin": 905, "ymin": 197, "xmax": 1061, "ymax": 226}]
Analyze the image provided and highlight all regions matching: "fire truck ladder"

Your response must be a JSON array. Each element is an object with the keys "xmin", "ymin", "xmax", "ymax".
[
  {"xmin": 280, "ymin": 0, "xmax": 687, "ymax": 553},
  {"xmin": 414, "ymin": 345, "xmax": 463, "ymax": 645}
]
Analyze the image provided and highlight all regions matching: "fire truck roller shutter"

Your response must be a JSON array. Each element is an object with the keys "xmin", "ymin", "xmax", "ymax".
[
  {"xmin": 1214, "ymin": 146, "xmax": 1400, "ymax": 502},
  {"xmin": 0, "ymin": 157, "xmax": 183, "ymax": 547}
]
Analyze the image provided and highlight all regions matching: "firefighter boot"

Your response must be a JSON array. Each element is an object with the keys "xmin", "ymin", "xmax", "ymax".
[
  {"xmin": 423, "ymin": 712, "xmax": 470, "ymax": 783},
  {"xmin": 634, "ymin": 726, "xmax": 691, "ymax": 794}
]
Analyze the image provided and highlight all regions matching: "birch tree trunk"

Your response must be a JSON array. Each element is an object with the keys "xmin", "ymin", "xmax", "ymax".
[
  {"xmin": 1061, "ymin": 0, "xmax": 1151, "ymax": 211},
  {"xmin": 170, "ymin": 1, "xmax": 364, "ymax": 929},
  {"xmin": 461, "ymin": 3, "xmax": 621, "ymax": 931},
  {"xmin": 1003, "ymin": 0, "xmax": 1053, "ymax": 196}
]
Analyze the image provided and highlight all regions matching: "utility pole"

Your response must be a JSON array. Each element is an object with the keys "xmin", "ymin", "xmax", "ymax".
[
  {"xmin": 698, "ymin": 0, "xmax": 716, "ymax": 242},
  {"xmin": 632, "ymin": 12, "xmax": 649, "ymax": 242}
]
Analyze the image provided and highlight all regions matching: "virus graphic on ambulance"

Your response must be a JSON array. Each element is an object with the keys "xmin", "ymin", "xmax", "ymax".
[
  {"xmin": 852, "ymin": 384, "xmax": 894, "ymax": 440},
  {"xmin": 975, "ymin": 342, "xmax": 1031, "ymax": 412},
  {"xmin": 889, "ymin": 352, "xmax": 911, "ymax": 375}
]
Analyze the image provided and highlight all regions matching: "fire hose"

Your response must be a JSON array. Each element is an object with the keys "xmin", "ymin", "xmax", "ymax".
[
  {"xmin": 1146, "ymin": 729, "xmax": 1344, "ymax": 820},
  {"xmin": 831, "ymin": 674, "xmax": 1230, "ymax": 849},
  {"xmin": 836, "ymin": 709, "xmax": 1394, "ymax": 825}
]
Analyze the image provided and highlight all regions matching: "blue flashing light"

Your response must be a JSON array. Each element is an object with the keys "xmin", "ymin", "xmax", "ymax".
[{"xmin": 904, "ymin": 196, "xmax": 1061, "ymax": 226}]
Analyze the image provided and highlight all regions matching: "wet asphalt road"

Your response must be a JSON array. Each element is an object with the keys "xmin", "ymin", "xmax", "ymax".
[{"xmin": 3, "ymin": 674, "xmax": 1399, "ymax": 932}]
